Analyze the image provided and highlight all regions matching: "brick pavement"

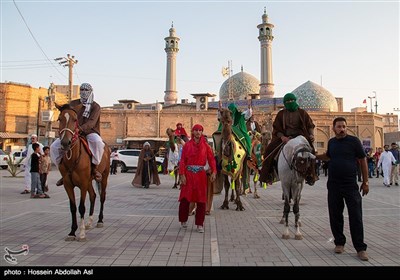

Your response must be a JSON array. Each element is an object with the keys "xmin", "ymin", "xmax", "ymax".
[{"xmin": 0, "ymin": 168, "xmax": 399, "ymax": 269}]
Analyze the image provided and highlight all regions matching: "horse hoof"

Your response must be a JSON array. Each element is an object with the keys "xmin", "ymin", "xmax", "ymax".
[
  {"xmin": 295, "ymin": 234, "xmax": 303, "ymax": 240},
  {"xmin": 85, "ymin": 225, "xmax": 92, "ymax": 230},
  {"xmin": 96, "ymin": 223, "xmax": 104, "ymax": 228},
  {"xmin": 282, "ymin": 234, "xmax": 290, "ymax": 239},
  {"xmin": 254, "ymin": 194, "xmax": 260, "ymax": 199},
  {"xmin": 279, "ymin": 219, "xmax": 285, "ymax": 224},
  {"xmin": 65, "ymin": 236, "xmax": 76, "ymax": 241},
  {"xmin": 298, "ymin": 221, "xmax": 302, "ymax": 227},
  {"xmin": 77, "ymin": 237, "xmax": 87, "ymax": 242}
]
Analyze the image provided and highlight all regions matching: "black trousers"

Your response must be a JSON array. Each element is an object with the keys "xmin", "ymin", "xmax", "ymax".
[
  {"xmin": 110, "ymin": 160, "xmax": 119, "ymax": 174},
  {"xmin": 327, "ymin": 183, "xmax": 367, "ymax": 252}
]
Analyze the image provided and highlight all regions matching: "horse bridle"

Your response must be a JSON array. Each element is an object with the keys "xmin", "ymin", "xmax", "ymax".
[
  {"xmin": 59, "ymin": 112, "xmax": 80, "ymax": 159},
  {"xmin": 59, "ymin": 119, "xmax": 79, "ymax": 143},
  {"xmin": 282, "ymin": 146, "xmax": 312, "ymax": 176}
]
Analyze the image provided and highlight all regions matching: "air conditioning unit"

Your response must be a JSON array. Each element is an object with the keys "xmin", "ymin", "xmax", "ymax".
[
  {"xmin": 197, "ymin": 96, "xmax": 208, "ymax": 111},
  {"xmin": 41, "ymin": 110, "xmax": 54, "ymax": 122},
  {"xmin": 126, "ymin": 103, "xmax": 133, "ymax": 109}
]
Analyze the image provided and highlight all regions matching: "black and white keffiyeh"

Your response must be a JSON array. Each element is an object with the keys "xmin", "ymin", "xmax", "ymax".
[{"xmin": 80, "ymin": 83, "xmax": 94, "ymax": 118}]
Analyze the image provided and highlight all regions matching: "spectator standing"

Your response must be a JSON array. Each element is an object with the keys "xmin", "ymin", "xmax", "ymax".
[
  {"xmin": 39, "ymin": 146, "xmax": 51, "ymax": 193},
  {"xmin": 21, "ymin": 134, "xmax": 43, "ymax": 194},
  {"xmin": 131, "ymin": 142, "xmax": 160, "ymax": 188},
  {"xmin": 110, "ymin": 148, "xmax": 119, "ymax": 175},
  {"xmin": 366, "ymin": 149, "xmax": 375, "ymax": 178},
  {"xmin": 377, "ymin": 145, "xmax": 396, "ymax": 187},
  {"xmin": 373, "ymin": 147, "xmax": 383, "ymax": 178},
  {"xmin": 30, "ymin": 143, "xmax": 49, "ymax": 198},
  {"xmin": 389, "ymin": 143, "xmax": 399, "ymax": 186}
]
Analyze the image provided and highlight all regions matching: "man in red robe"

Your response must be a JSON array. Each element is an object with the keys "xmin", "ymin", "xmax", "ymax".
[
  {"xmin": 178, "ymin": 124, "xmax": 217, "ymax": 233},
  {"xmin": 174, "ymin": 123, "xmax": 189, "ymax": 142}
]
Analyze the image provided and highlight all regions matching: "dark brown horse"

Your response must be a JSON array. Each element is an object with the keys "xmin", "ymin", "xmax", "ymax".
[
  {"xmin": 214, "ymin": 108, "xmax": 246, "ymax": 211},
  {"xmin": 55, "ymin": 103, "xmax": 110, "ymax": 241}
]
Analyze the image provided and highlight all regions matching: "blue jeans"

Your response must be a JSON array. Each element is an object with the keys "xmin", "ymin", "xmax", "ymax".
[{"xmin": 30, "ymin": 172, "xmax": 43, "ymax": 195}]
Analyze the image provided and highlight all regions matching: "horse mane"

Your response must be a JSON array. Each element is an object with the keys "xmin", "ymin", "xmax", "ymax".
[{"xmin": 57, "ymin": 103, "xmax": 79, "ymax": 115}]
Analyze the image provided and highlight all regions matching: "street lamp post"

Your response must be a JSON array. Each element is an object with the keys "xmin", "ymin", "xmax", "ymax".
[
  {"xmin": 367, "ymin": 93, "xmax": 375, "ymax": 113},
  {"xmin": 373, "ymin": 91, "xmax": 378, "ymax": 114}
]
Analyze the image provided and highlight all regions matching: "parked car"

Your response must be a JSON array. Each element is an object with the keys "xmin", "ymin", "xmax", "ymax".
[
  {"xmin": 0, "ymin": 149, "xmax": 8, "ymax": 169},
  {"xmin": 117, "ymin": 149, "xmax": 164, "ymax": 173},
  {"xmin": 11, "ymin": 150, "xmax": 26, "ymax": 167}
]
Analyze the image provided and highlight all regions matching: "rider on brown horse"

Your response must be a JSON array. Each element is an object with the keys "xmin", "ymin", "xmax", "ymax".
[{"xmin": 50, "ymin": 83, "xmax": 105, "ymax": 186}]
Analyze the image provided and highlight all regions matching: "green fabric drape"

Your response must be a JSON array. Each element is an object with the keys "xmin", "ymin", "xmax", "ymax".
[{"xmin": 218, "ymin": 103, "xmax": 252, "ymax": 156}]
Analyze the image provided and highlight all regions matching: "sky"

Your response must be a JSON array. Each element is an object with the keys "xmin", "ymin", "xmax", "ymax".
[{"xmin": 1, "ymin": 0, "xmax": 399, "ymax": 117}]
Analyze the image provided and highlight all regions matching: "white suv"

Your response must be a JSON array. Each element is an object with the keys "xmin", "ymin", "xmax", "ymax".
[
  {"xmin": 117, "ymin": 149, "xmax": 164, "ymax": 173},
  {"xmin": 0, "ymin": 149, "xmax": 8, "ymax": 169}
]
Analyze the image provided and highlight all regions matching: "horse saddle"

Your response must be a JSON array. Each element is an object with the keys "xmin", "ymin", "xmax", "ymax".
[{"xmin": 79, "ymin": 136, "xmax": 93, "ymax": 157}]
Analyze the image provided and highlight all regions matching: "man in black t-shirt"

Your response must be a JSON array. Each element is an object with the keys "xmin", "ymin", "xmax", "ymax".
[{"xmin": 317, "ymin": 117, "xmax": 369, "ymax": 262}]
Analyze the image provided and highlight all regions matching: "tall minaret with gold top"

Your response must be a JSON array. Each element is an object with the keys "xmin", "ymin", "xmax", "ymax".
[
  {"xmin": 164, "ymin": 23, "xmax": 180, "ymax": 105},
  {"xmin": 257, "ymin": 8, "xmax": 275, "ymax": 98}
]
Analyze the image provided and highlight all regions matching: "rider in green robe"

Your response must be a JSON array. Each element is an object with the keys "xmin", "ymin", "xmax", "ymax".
[{"xmin": 217, "ymin": 101, "xmax": 252, "ymax": 159}]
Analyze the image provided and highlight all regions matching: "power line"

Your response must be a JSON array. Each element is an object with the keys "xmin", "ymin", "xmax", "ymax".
[
  {"xmin": 1, "ymin": 59, "xmax": 50, "ymax": 63},
  {"xmin": 12, "ymin": 0, "xmax": 66, "ymax": 80},
  {"xmin": 2, "ymin": 65, "xmax": 56, "ymax": 70}
]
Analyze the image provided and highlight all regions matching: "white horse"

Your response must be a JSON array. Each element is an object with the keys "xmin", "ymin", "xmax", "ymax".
[{"xmin": 278, "ymin": 135, "xmax": 315, "ymax": 240}]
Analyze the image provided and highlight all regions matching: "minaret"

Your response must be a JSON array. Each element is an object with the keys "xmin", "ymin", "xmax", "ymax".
[
  {"xmin": 257, "ymin": 8, "xmax": 274, "ymax": 98},
  {"xmin": 164, "ymin": 23, "xmax": 180, "ymax": 105}
]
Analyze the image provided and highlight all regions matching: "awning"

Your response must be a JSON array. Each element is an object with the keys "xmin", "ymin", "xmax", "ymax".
[
  {"xmin": 123, "ymin": 137, "xmax": 168, "ymax": 142},
  {"xmin": 0, "ymin": 132, "xmax": 29, "ymax": 139}
]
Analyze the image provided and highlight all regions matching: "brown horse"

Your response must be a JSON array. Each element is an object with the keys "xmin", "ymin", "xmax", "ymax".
[
  {"xmin": 214, "ymin": 108, "xmax": 246, "ymax": 211},
  {"xmin": 55, "ymin": 103, "xmax": 110, "ymax": 241}
]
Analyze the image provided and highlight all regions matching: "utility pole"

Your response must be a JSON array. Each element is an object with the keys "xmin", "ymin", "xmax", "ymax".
[
  {"xmin": 46, "ymin": 83, "xmax": 55, "ymax": 145},
  {"xmin": 55, "ymin": 54, "xmax": 78, "ymax": 103}
]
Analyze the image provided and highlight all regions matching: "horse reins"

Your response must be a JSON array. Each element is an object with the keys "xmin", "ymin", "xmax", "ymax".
[{"xmin": 282, "ymin": 146, "xmax": 311, "ymax": 175}]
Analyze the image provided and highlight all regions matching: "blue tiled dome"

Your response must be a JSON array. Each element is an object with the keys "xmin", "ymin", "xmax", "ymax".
[
  {"xmin": 292, "ymin": 80, "xmax": 338, "ymax": 112},
  {"xmin": 219, "ymin": 71, "xmax": 260, "ymax": 101}
]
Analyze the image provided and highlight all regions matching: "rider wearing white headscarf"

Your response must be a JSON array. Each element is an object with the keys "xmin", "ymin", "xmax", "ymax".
[{"xmin": 50, "ymin": 83, "xmax": 105, "ymax": 185}]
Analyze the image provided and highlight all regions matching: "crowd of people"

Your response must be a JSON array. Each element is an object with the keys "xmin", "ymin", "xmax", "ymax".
[{"xmin": 11, "ymin": 83, "xmax": 399, "ymax": 262}]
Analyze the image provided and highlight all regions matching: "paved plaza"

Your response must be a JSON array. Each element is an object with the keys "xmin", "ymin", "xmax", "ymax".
[{"xmin": 0, "ymin": 167, "xmax": 399, "ymax": 270}]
